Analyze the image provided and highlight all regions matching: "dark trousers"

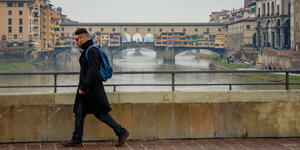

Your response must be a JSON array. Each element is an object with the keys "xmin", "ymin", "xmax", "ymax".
[{"xmin": 72, "ymin": 101, "xmax": 127, "ymax": 143}]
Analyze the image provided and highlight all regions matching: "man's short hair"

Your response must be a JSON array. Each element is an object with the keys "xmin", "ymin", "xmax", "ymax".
[{"xmin": 75, "ymin": 28, "xmax": 89, "ymax": 37}]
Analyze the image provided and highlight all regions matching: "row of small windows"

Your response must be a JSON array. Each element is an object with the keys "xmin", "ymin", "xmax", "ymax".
[
  {"xmin": 7, "ymin": 2, "xmax": 24, "ymax": 7},
  {"xmin": 8, "ymin": 27, "xmax": 23, "ymax": 33},
  {"xmin": 258, "ymin": 2, "xmax": 291, "ymax": 17},
  {"xmin": 258, "ymin": 2, "xmax": 279, "ymax": 16},
  {"xmin": 155, "ymin": 42, "xmax": 215, "ymax": 46},
  {"xmin": 87, "ymin": 28, "xmax": 221, "ymax": 32},
  {"xmin": 7, "ymin": 34, "xmax": 23, "ymax": 40},
  {"xmin": 229, "ymin": 25, "xmax": 251, "ymax": 31},
  {"xmin": 8, "ymin": 10, "xmax": 23, "ymax": 15},
  {"xmin": 8, "ymin": 18, "xmax": 23, "ymax": 25}
]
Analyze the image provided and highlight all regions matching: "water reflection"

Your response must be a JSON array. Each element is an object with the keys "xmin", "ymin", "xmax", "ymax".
[{"xmin": 0, "ymin": 48, "xmax": 289, "ymax": 93}]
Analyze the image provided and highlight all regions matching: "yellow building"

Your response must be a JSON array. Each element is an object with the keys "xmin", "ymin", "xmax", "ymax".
[
  {"xmin": 50, "ymin": 9, "xmax": 61, "ymax": 49},
  {"xmin": 214, "ymin": 35, "xmax": 225, "ymax": 49},
  {"xmin": 100, "ymin": 33, "xmax": 110, "ymax": 47},
  {"xmin": 0, "ymin": 0, "xmax": 34, "ymax": 50},
  {"xmin": 95, "ymin": 32, "xmax": 121, "ymax": 47},
  {"xmin": 40, "ymin": 2, "xmax": 52, "ymax": 51}
]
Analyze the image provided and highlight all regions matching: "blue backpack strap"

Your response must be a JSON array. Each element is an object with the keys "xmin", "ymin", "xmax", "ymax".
[{"xmin": 85, "ymin": 45, "xmax": 98, "ymax": 60}]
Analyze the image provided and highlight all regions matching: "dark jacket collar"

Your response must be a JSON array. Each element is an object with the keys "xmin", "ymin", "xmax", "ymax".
[{"xmin": 81, "ymin": 39, "xmax": 93, "ymax": 51}]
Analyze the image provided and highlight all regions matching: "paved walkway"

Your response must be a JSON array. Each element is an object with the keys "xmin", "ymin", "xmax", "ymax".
[{"xmin": 1, "ymin": 138, "xmax": 300, "ymax": 150}]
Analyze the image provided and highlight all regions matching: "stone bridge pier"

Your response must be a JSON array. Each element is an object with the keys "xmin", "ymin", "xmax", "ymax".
[
  {"xmin": 102, "ymin": 45, "xmax": 184, "ymax": 64},
  {"xmin": 155, "ymin": 47, "xmax": 180, "ymax": 63}
]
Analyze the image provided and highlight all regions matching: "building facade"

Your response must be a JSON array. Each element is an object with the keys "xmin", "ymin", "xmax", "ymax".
[
  {"xmin": 291, "ymin": 0, "xmax": 300, "ymax": 51},
  {"xmin": 94, "ymin": 32, "xmax": 121, "ymax": 47},
  {"xmin": 50, "ymin": 9, "xmax": 61, "ymax": 49},
  {"xmin": 0, "ymin": 0, "xmax": 33, "ymax": 50},
  {"xmin": 0, "ymin": 0, "xmax": 72, "ymax": 51},
  {"xmin": 256, "ymin": 0, "xmax": 291, "ymax": 49},
  {"xmin": 0, "ymin": 0, "xmax": 55, "ymax": 51},
  {"xmin": 60, "ymin": 23, "xmax": 225, "ymax": 47},
  {"xmin": 40, "ymin": 1, "xmax": 51, "ymax": 50},
  {"xmin": 227, "ymin": 18, "xmax": 256, "ymax": 51},
  {"xmin": 209, "ymin": 2, "xmax": 256, "ymax": 24}
]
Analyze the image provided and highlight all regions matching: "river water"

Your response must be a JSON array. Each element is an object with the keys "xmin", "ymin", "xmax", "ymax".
[{"xmin": 0, "ymin": 48, "xmax": 288, "ymax": 93}]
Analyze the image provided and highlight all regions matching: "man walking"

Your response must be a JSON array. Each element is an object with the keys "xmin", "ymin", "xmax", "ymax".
[{"xmin": 62, "ymin": 28, "xmax": 129, "ymax": 147}]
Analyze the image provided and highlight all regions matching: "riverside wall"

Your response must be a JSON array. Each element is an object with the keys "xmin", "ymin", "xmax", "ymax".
[{"xmin": 0, "ymin": 91, "xmax": 300, "ymax": 142}]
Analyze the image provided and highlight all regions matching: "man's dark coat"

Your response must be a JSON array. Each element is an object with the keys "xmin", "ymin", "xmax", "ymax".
[{"xmin": 73, "ymin": 39, "xmax": 112, "ymax": 114}]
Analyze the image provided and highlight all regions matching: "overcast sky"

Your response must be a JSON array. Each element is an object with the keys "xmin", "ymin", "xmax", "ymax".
[{"xmin": 50, "ymin": 0, "xmax": 244, "ymax": 23}]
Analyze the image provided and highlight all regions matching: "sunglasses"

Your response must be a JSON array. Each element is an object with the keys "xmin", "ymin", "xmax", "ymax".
[{"xmin": 75, "ymin": 36, "xmax": 82, "ymax": 42}]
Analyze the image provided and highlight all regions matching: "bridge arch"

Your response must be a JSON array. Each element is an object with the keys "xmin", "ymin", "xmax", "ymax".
[
  {"xmin": 122, "ymin": 34, "xmax": 131, "ymax": 43},
  {"xmin": 132, "ymin": 34, "xmax": 143, "ymax": 43},
  {"xmin": 144, "ymin": 34, "xmax": 154, "ymax": 43}
]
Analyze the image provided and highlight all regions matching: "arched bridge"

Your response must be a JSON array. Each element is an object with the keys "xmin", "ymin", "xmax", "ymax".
[{"xmin": 101, "ymin": 43, "xmax": 225, "ymax": 63}]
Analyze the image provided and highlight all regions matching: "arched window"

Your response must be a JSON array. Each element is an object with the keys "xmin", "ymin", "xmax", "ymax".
[
  {"xmin": 263, "ymin": 3, "xmax": 266, "ymax": 16},
  {"xmin": 277, "ymin": 5, "xmax": 280, "ymax": 15},
  {"xmin": 271, "ymin": 2, "xmax": 274, "ymax": 16},
  {"xmin": 288, "ymin": 3, "xmax": 291, "ymax": 16},
  {"xmin": 267, "ymin": 2, "xmax": 270, "ymax": 16}
]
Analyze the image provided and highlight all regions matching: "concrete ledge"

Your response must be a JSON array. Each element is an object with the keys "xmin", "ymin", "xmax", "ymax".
[
  {"xmin": 0, "ymin": 90, "xmax": 300, "ymax": 142},
  {"xmin": 2, "ymin": 90, "xmax": 299, "ymax": 106}
]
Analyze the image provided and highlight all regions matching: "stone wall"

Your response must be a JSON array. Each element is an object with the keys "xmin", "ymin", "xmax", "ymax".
[
  {"xmin": 0, "ymin": 91, "xmax": 300, "ymax": 143},
  {"xmin": 262, "ymin": 48, "xmax": 300, "ymax": 69}
]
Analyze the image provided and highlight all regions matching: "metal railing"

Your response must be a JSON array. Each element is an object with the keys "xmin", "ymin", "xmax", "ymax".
[{"xmin": 0, "ymin": 70, "xmax": 300, "ymax": 93}]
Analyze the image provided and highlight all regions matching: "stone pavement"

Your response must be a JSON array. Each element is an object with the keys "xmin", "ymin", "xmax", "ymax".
[{"xmin": 1, "ymin": 138, "xmax": 300, "ymax": 150}]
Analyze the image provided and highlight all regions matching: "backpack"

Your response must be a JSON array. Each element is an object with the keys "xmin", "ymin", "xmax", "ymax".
[{"xmin": 85, "ymin": 45, "xmax": 113, "ymax": 81}]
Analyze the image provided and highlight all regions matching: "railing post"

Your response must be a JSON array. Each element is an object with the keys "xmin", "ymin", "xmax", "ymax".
[
  {"xmin": 172, "ymin": 73, "xmax": 175, "ymax": 91},
  {"xmin": 54, "ymin": 74, "xmax": 57, "ymax": 93},
  {"xmin": 229, "ymin": 84, "xmax": 232, "ymax": 91},
  {"xmin": 113, "ymin": 85, "xmax": 116, "ymax": 92},
  {"xmin": 286, "ymin": 72, "xmax": 289, "ymax": 90}
]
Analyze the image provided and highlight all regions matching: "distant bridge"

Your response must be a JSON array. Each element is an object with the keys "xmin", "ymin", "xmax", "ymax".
[
  {"xmin": 47, "ymin": 43, "xmax": 224, "ymax": 63},
  {"xmin": 102, "ymin": 43, "xmax": 225, "ymax": 63}
]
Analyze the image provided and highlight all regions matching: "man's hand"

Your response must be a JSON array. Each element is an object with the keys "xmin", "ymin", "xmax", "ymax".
[{"xmin": 78, "ymin": 89, "xmax": 85, "ymax": 94}]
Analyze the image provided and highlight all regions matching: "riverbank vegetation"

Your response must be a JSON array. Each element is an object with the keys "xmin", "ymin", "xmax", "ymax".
[
  {"xmin": 201, "ymin": 53, "xmax": 300, "ymax": 87},
  {"xmin": 0, "ymin": 61, "xmax": 46, "ymax": 72}
]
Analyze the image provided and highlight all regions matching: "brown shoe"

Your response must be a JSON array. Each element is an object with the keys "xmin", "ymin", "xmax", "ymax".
[
  {"xmin": 115, "ymin": 132, "xmax": 129, "ymax": 147},
  {"xmin": 61, "ymin": 141, "xmax": 83, "ymax": 147}
]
